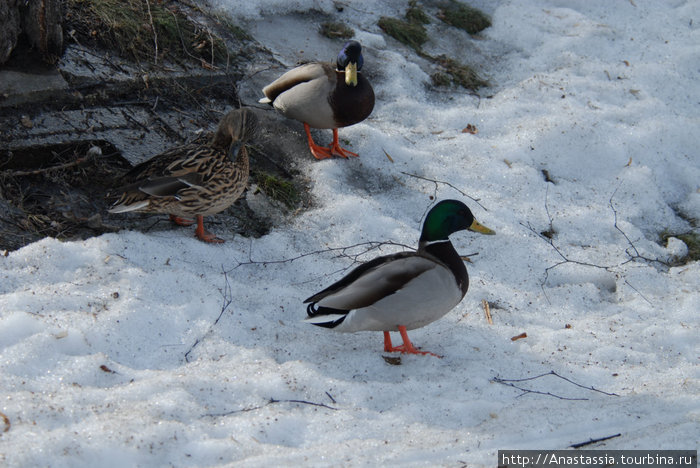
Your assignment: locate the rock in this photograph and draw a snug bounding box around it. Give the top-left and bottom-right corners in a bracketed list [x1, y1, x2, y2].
[0, 69, 69, 108]
[0, 0, 21, 64]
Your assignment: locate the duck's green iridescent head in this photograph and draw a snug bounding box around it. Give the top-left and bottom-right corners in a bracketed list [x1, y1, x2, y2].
[419, 199, 495, 243]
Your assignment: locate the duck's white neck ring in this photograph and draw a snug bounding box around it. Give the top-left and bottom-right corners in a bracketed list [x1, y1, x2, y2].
[419, 239, 451, 247]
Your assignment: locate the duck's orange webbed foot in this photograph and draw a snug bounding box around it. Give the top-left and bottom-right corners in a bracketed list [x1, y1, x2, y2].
[194, 215, 224, 243]
[330, 128, 358, 158]
[383, 327, 442, 358]
[304, 123, 333, 160]
[170, 214, 195, 226]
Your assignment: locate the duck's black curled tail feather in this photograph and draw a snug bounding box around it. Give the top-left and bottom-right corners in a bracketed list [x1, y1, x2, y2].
[305, 302, 348, 329]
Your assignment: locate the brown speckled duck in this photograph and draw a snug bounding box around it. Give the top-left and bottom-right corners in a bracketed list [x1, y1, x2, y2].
[107, 108, 258, 243]
[259, 40, 374, 159]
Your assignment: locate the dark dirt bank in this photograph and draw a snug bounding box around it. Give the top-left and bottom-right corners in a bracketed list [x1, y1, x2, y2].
[1, 0, 314, 252]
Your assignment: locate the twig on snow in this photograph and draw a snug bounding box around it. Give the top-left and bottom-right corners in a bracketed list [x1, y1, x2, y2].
[400, 171, 486, 210]
[523, 182, 667, 305]
[492, 370, 619, 401]
[0, 411, 9, 433]
[482, 299, 493, 324]
[203, 397, 338, 417]
[227, 240, 414, 276]
[610, 184, 669, 268]
[570, 433, 622, 448]
[184, 268, 234, 363]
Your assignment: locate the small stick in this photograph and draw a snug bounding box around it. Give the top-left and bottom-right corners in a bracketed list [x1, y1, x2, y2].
[570, 433, 621, 448]
[203, 397, 337, 417]
[144, 0, 158, 64]
[511, 332, 527, 341]
[382, 148, 394, 162]
[400, 171, 485, 210]
[482, 299, 493, 325]
[493, 370, 620, 400]
[269, 398, 337, 411]
[1, 411, 9, 433]
[3, 157, 86, 177]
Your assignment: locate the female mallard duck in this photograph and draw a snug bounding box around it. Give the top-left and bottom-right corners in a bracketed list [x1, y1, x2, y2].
[304, 200, 495, 356]
[259, 40, 374, 160]
[107, 108, 258, 243]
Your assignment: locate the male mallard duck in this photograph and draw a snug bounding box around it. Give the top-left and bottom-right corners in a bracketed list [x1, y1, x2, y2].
[107, 108, 258, 243]
[304, 200, 495, 356]
[259, 40, 374, 160]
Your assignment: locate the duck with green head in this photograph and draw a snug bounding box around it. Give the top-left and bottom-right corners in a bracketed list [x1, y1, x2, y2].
[259, 40, 375, 160]
[304, 200, 495, 356]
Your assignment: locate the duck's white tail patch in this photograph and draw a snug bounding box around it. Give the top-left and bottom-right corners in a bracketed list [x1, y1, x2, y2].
[303, 314, 346, 325]
[108, 201, 150, 213]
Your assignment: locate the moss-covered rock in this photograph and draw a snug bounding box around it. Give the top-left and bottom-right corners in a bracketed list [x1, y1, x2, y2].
[319, 21, 354, 39]
[378, 16, 428, 52]
[437, 0, 491, 34]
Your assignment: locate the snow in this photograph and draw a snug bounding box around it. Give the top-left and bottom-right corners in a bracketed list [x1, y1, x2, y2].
[2, 1, 699, 466]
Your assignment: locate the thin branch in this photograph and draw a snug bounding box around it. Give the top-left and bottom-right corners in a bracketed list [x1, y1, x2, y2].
[184, 268, 234, 363]
[546, 370, 619, 396]
[400, 171, 486, 210]
[269, 398, 338, 410]
[492, 370, 619, 401]
[492, 377, 588, 401]
[167, 8, 203, 64]
[522, 221, 616, 276]
[120, 109, 150, 133]
[227, 240, 415, 274]
[1, 157, 87, 177]
[524, 183, 668, 306]
[144, 0, 158, 64]
[623, 279, 653, 305]
[203, 397, 338, 417]
[610, 184, 669, 268]
[570, 433, 622, 448]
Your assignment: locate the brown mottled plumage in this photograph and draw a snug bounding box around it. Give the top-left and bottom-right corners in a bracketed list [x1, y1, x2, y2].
[108, 108, 258, 243]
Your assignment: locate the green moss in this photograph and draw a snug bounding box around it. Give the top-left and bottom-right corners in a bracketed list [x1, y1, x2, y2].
[430, 72, 452, 87]
[432, 54, 488, 90]
[253, 171, 300, 209]
[319, 21, 354, 39]
[376, 1, 488, 91]
[678, 233, 700, 262]
[437, 0, 491, 34]
[378, 16, 428, 52]
[661, 230, 700, 265]
[406, 0, 430, 25]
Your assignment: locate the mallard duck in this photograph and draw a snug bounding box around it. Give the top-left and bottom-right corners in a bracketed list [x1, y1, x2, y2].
[304, 200, 495, 356]
[107, 108, 258, 243]
[259, 40, 374, 160]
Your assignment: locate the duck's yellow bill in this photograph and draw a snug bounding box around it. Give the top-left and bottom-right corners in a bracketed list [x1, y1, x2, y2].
[345, 62, 358, 86]
[469, 219, 495, 235]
